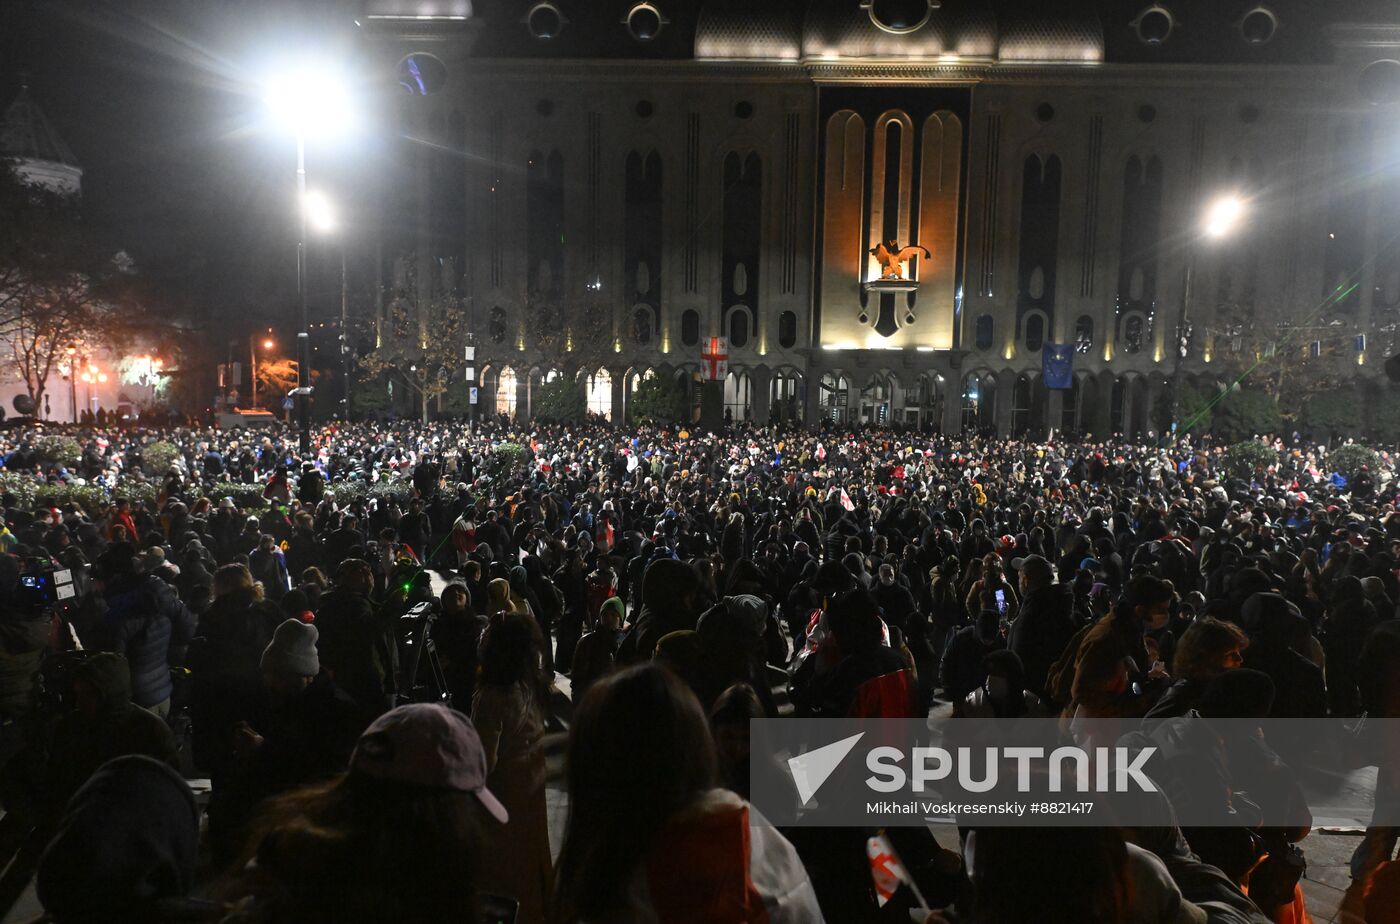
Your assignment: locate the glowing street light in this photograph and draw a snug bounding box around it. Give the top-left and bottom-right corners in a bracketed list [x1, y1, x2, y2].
[263, 65, 356, 140]
[263, 338, 276, 350]
[304, 190, 337, 234]
[263, 60, 354, 456]
[1202, 194, 1247, 239]
[1169, 192, 1253, 436]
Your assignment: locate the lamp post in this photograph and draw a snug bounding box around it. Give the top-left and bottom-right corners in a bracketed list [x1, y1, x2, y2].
[265, 66, 353, 457]
[66, 346, 78, 424]
[252, 335, 274, 407]
[301, 190, 347, 419]
[1168, 193, 1248, 438]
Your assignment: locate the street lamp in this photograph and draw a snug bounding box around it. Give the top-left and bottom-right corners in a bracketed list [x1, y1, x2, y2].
[264, 63, 354, 456]
[302, 190, 352, 419]
[304, 190, 336, 234]
[252, 334, 275, 407]
[1168, 192, 1250, 437]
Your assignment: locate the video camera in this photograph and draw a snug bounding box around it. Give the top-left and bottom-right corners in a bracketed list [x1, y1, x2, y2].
[14, 561, 77, 613]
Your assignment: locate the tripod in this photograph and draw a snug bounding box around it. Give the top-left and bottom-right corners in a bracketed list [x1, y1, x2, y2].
[398, 601, 453, 708]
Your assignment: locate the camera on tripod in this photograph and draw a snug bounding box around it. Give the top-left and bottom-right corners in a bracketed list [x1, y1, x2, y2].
[398, 601, 452, 708]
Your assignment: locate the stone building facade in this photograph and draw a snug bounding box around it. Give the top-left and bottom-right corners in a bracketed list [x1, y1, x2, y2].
[362, 0, 1400, 434]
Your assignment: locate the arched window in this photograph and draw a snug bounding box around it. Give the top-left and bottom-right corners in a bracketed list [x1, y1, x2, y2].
[724, 371, 752, 421]
[1024, 314, 1045, 352]
[586, 368, 612, 419]
[974, 314, 995, 351]
[770, 373, 800, 422]
[728, 308, 750, 348]
[820, 373, 849, 424]
[961, 374, 981, 430]
[632, 308, 652, 346]
[1075, 314, 1094, 354]
[489, 307, 508, 344]
[1124, 316, 1144, 354]
[680, 309, 700, 346]
[778, 311, 797, 349]
[495, 367, 518, 416]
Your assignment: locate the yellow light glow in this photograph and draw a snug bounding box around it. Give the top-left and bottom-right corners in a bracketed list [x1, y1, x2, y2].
[1203, 194, 1247, 239]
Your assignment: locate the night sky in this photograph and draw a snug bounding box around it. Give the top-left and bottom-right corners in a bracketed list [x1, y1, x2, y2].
[0, 0, 381, 365]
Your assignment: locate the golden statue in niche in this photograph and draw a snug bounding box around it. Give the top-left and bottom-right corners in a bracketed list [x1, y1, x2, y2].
[868, 240, 931, 280]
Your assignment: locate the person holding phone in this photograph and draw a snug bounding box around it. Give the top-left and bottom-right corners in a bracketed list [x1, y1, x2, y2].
[963, 553, 1018, 627]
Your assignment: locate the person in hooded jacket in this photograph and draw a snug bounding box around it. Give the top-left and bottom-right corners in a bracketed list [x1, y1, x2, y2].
[617, 558, 701, 664]
[85, 542, 196, 718]
[554, 663, 821, 924]
[1323, 574, 1379, 716]
[1006, 554, 1077, 700]
[940, 602, 1006, 706]
[187, 562, 293, 802]
[36, 755, 221, 924]
[1238, 593, 1326, 721]
[34, 653, 178, 826]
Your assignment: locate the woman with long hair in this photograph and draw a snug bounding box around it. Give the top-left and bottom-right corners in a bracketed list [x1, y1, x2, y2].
[224, 704, 502, 923]
[473, 612, 553, 922]
[554, 663, 821, 923]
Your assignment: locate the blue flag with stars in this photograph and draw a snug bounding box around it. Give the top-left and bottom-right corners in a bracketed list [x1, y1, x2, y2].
[1042, 343, 1074, 389]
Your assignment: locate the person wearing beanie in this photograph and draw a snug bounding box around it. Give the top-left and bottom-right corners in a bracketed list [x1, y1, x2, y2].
[37, 755, 218, 924]
[571, 595, 625, 701]
[206, 619, 364, 865]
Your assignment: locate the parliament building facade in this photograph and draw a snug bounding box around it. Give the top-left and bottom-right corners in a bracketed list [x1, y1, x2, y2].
[361, 0, 1400, 434]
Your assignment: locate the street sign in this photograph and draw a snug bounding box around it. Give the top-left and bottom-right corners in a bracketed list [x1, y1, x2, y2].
[465, 366, 475, 381]
[469, 386, 479, 405]
[464, 346, 476, 362]
[282, 397, 294, 411]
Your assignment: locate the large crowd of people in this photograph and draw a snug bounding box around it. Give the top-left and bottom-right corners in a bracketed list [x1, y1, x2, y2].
[1, 416, 1399, 922]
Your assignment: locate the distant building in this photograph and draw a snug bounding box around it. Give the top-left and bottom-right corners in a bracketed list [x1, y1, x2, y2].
[1, 78, 148, 422]
[361, 1, 1400, 433]
[0, 75, 82, 197]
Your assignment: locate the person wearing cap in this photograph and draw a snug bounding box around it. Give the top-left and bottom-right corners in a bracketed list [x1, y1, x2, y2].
[1006, 553, 1077, 701]
[224, 703, 505, 923]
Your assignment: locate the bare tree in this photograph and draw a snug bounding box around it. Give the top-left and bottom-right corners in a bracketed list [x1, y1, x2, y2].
[0, 163, 138, 412]
[358, 263, 468, 423]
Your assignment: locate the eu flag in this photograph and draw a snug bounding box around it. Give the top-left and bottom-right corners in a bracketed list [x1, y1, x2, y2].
[1043, 343, 1074, 389]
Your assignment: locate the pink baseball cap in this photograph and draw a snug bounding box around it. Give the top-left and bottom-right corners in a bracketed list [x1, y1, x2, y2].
[350, 703, 508, 824]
